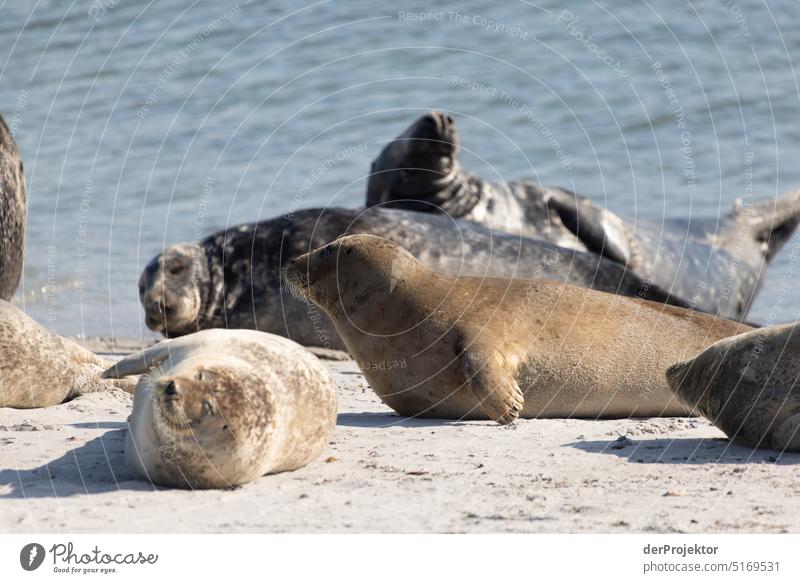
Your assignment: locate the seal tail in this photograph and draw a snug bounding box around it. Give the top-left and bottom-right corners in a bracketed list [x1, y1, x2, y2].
[733, 188, 800, 262]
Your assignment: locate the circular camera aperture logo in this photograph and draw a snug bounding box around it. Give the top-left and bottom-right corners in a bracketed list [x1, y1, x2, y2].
[20, 543, 46, 571]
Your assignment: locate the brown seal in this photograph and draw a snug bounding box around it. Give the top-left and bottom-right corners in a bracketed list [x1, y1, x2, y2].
[285, 234, 751, 424]
[103, 329, 337, 489]
[666, 322, 800, 452]
[0, 300, 134, 408]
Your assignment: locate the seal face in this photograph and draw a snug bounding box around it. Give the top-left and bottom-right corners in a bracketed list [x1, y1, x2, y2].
[666, 322, 800, 453]
[284, 234, 751, 424]
[0, 300, 134, 408]
[103, 329, 337, 489]
[0, 113, 27, 300]
[366, 111, 800, 319]
[140, 207, 689, 349]
[138, 243, 209, 337]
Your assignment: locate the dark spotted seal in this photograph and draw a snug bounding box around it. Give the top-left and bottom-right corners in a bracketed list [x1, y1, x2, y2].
[366, 111, 800, 319]
[0, 113, 26, 300]
[0, 300, 135, 408]
[284, 235, 751, 423]
[103, 329, 337, 489]
[666, 322, 800, 453]
[139, 207, 689, 349]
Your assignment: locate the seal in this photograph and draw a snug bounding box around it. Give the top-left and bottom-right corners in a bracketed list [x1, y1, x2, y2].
[0, 113, 27, 300]
[102, 329, 337, 489]
[139, 206, 689, 350]
[0, 300, 135, 408]
[666, 322, 800, 452]
[366, 111, 800, 319]
[283, 234, 752, 424]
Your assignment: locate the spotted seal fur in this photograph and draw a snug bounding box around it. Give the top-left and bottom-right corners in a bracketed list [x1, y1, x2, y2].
[366, 111, 800, 319]
[0, 300, 134, 408]
[103, 329, 337, 488]
[0, 113, 26, 300]
[667, 321, 800, 452]
[139, 207, 690, 349]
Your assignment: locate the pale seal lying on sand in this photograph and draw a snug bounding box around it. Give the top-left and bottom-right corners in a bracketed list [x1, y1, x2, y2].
[366, 111, 800, 319]
[103, 329, 337, 489]
[139, 207, 689, 350]
[666, 322, 800, 453]
[284, 235, 751, 424]
[0, 113, 27, 300]
[0, 300, 134, 408]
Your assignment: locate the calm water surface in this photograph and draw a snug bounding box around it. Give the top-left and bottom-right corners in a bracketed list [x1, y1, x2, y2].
[2, 0, 800, 338]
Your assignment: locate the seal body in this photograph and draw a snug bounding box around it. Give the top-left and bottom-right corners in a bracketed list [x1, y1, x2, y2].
[666, 322, 800, 452]
[103, 329, 337, 489]
[0, 300, 134, 408]
[0, 114, 26, 300]
[139, 207, 689, 350]
[366, 111, 800, 319]
[284, 235, 751, 423]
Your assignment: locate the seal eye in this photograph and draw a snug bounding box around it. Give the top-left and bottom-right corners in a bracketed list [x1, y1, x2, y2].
[320, 246, 333, 258]
[169, 263, 185, 275]
[195, 369, 212, 382]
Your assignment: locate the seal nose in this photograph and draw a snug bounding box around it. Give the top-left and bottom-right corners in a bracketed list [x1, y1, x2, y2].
[162, 380, 180, 398]
[147, 294, 174, 318]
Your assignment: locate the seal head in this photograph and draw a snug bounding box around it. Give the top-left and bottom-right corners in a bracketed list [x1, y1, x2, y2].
[284, 234, 419, 332]
[145, 362, 272, 488]
[139, 243, 210, 337]
[666, 323, 800, 452]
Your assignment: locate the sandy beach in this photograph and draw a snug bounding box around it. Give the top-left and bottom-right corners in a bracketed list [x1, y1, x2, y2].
[1, 339, 799, 534]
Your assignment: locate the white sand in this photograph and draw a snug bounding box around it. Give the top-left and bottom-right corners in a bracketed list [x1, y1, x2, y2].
[1, 342, 799, 533]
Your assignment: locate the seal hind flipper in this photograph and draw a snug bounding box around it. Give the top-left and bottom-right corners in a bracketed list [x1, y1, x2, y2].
[102, 343, 173, 379]
[733, 188, 800, 261]
[546, 189, 632, 266]
[460, 343, 523, 425]
[771, 413, 800, 453]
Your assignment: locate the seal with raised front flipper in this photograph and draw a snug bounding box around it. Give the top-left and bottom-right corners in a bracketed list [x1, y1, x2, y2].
[138, 206, 689, 350]
[0, 300, 135, 408]
[366, 111, 800, 319]
[284, 234, 752, 424]
[0, 113, 27, 300]
[102, 329, 337, 489]
[666, 322, 800, 453]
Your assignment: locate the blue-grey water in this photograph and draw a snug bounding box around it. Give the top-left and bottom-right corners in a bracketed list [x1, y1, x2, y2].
[2, 0, 800, 339]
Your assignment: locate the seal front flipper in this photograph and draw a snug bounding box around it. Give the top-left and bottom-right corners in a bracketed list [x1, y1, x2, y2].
[460, 342, 523, 425]
[772, 413, 800, 453]
[102, 342, 174, 379]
